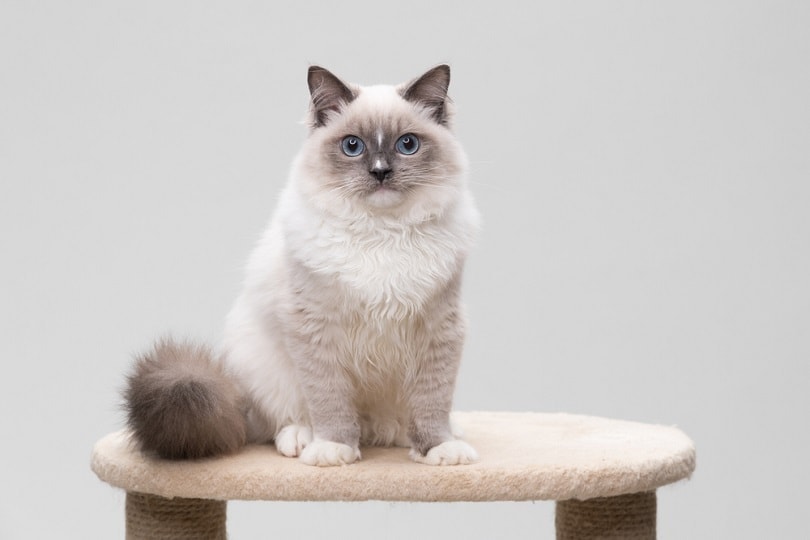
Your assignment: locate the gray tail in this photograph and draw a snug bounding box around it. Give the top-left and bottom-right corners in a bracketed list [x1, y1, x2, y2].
[124, 338, 247, 459]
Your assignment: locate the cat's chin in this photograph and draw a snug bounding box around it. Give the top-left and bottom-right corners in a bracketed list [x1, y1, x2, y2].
[363, 186, 406, 209]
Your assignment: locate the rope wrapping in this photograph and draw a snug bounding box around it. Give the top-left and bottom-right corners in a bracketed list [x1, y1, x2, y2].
[126, 492, 227, 540]
[555, 491, 656, 540]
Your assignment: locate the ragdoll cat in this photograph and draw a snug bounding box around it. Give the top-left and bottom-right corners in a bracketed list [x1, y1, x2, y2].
[125, 64, 480, 467]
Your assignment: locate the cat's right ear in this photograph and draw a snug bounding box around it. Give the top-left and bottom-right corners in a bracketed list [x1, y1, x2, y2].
[307, 66, 355, 128]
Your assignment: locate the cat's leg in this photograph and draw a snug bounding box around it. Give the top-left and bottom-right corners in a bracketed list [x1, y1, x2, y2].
[279, 266, 360, 466]
[297, 366, 362, 466]
[292, 360, 361, 465]
[407, 391, 479, 466]
[406, 290, 478, 466]
[295, 359, 362, 465]
[284, 312, 362, 466]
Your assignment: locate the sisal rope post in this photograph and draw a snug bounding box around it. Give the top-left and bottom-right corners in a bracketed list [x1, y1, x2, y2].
[555, 491, 656, 540]
[126, 491, 227, 540]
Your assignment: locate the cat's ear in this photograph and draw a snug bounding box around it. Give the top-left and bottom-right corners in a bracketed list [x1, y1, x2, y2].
[401, 65, 451, 125]
[307, 66, 355, 128]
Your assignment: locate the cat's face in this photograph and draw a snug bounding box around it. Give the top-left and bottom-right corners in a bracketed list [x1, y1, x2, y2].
[295, 66, 467, 222]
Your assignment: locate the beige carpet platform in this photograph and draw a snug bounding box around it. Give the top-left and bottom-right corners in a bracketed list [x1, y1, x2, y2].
[91, 411, 696, 539]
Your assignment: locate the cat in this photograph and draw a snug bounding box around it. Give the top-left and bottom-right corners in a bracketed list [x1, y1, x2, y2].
[125, 64, 481, 467]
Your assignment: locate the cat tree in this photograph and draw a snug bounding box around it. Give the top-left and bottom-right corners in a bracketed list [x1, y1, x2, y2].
[91, 411, 695, 539]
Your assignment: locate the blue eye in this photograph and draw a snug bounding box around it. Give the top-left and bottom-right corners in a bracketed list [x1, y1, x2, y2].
[341, 136, 365, 157]
[395, 134, 420, 155]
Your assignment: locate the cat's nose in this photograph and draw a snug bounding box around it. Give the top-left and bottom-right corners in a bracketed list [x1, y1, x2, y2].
[370, 164, 393, 183]
[370, 168, 392, 182]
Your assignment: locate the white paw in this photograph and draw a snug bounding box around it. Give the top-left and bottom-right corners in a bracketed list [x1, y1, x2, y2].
[409, 440, 479, 466]
[299, 438, 361, 467]
[275, 424, 313, 457]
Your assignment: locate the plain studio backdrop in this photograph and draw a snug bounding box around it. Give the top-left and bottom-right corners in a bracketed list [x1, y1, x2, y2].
[1, 2, 808, 538]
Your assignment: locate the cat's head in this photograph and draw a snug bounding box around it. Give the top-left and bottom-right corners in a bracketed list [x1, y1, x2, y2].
[293, 65, 469, 222]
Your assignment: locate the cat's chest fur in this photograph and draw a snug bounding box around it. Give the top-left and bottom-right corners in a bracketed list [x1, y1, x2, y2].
[280, 187, 474, 318]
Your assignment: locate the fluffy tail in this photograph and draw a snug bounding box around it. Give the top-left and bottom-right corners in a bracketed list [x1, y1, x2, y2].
[124, 338, 247, 459]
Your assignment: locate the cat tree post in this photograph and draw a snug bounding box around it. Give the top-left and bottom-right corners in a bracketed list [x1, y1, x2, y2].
[125, 492, 226, 540]
[92, 412, 695, 539]
[556, 491, 656, 539]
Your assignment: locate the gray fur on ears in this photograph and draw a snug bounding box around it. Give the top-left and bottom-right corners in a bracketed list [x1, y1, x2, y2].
[401, 65, 451, 125]
[307, 66, 355, 128]
[307, 65, 453, 128]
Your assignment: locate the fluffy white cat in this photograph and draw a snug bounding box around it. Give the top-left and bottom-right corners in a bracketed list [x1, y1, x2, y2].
[125, 65, 480, 467]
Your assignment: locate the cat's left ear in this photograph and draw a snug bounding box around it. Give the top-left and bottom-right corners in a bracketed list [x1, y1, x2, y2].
[402, 65, 451, 125]
[308, 66, 355, 128]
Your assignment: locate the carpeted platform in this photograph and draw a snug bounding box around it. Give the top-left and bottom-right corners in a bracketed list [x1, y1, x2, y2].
[92, 411, 695, 502]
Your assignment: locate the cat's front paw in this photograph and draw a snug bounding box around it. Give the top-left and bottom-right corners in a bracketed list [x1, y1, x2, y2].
[275, 424, 313, 457]
[299, 438, 361, 466]
[409, 440, 479, 466]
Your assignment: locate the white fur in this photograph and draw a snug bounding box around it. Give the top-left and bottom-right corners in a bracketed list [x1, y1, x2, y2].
[300, 439, 361, 466]
[281, 184, 476, 319]
[221, 80, 479, 465]
[409, 440, 479, 466]
[274, 424, 312, 457]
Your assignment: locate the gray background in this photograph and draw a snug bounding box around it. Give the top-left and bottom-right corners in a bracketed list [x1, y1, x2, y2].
[2, 1, 808, 538]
